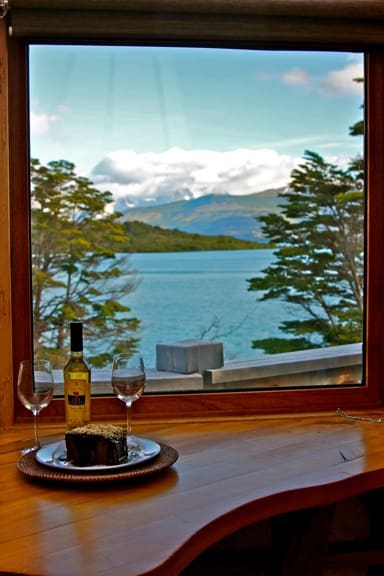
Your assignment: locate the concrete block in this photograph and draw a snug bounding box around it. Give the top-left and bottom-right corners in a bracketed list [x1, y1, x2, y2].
[156, 339, 224, 374]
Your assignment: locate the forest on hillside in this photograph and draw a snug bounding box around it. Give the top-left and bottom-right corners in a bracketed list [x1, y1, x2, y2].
[121, 220, 267, 252]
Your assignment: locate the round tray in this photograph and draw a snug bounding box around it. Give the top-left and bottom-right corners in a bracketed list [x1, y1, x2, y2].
[17, 442, 178, 484]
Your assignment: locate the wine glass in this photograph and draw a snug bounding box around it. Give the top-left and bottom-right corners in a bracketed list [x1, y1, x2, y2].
[17, 359, 54, 454]
[111, 353, 146, 459]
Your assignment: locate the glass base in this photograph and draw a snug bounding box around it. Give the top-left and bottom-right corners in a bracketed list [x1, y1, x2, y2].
[20, 444, 40, 455]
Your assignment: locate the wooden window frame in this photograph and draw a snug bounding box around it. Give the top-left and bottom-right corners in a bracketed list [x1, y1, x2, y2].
[2, 1, 384, 425]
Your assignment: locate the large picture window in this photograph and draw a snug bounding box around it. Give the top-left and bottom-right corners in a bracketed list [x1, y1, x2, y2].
[29, 45, 365, 394]
[4, 0, 384, 422]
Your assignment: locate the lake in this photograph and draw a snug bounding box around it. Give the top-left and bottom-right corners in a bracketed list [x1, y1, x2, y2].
[121, 249, 301, 368]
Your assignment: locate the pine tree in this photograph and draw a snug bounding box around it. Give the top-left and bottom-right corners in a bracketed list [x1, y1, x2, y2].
[248, 150, 364, 353]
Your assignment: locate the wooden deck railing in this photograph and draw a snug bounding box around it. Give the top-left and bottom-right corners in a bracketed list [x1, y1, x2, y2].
[52, 343, 362, 395]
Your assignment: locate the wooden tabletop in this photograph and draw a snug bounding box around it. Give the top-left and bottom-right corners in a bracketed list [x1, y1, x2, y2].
[2, 412, 384, 576]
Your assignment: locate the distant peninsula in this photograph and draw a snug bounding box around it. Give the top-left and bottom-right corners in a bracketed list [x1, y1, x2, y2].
[122, 220, 269, 252]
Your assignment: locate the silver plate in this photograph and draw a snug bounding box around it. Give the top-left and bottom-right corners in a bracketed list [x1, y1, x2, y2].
[36, 437, 161, 472]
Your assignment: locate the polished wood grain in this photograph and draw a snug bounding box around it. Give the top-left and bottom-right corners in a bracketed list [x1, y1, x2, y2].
[2, 413, 384, 575]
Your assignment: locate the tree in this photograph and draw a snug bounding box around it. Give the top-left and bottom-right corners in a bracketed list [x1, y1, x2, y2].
[247, 150, 364, 353]
[31, 159, 140, 368]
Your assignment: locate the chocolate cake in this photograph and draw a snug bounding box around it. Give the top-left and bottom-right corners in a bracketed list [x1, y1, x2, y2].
[65, 423, 127, 466]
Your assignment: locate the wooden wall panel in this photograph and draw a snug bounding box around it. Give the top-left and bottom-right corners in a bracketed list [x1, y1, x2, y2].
[0, 19, 13, 428]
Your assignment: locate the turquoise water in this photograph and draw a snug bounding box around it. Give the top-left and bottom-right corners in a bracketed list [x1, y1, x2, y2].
[120, 249, 302, 368]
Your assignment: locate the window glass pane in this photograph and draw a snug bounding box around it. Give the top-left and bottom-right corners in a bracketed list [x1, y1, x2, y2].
[29, 46, 364, 393]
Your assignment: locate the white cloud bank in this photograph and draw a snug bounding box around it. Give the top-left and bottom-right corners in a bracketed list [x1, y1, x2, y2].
[91, 147, 302, 204]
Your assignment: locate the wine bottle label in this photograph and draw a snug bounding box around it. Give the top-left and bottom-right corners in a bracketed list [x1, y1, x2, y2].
[64, 372, 91, 428]
[68, 393, 86, 406]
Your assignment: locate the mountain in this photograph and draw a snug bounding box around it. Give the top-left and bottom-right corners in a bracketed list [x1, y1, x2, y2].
[118, 188, 285, 242]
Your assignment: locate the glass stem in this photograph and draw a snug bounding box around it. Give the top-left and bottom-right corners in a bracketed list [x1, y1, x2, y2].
[126, 401, 132, 446]
[33, 410, 41, 449]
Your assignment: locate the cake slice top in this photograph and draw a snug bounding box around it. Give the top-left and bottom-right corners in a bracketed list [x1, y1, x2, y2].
[68, 423, 125, 439]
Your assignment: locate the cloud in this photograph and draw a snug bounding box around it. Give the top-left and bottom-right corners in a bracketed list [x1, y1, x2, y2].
[30, 111, 59, 135]
[282, 67, 311, 86]
[30, 105, 70, 135]
[320, 61, 364, 95]
[278, 58, 364, 96]
[91, 147, 302, 204]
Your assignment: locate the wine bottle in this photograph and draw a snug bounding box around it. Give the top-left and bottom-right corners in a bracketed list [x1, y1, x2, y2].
[63, 322, 91, 429]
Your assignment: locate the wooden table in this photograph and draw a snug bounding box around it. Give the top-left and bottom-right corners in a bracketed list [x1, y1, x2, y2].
[2, 412, 384, 576]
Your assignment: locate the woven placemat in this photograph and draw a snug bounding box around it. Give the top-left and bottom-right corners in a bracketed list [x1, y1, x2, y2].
[17, 442, 178, 484]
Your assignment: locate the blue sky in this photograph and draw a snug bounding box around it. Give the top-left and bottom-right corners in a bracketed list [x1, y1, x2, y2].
[29, 45, 364, 205]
